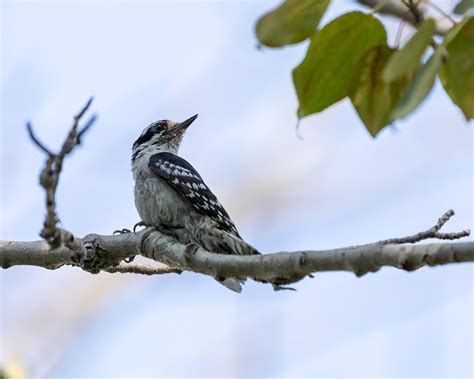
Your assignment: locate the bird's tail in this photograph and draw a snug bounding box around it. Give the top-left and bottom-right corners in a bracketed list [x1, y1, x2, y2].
[215, 277, 244, 293]
[214, 229, 261, 256]
[214, 231, 267, 293]
[171, 226, 260, 293]
[206, 230, 261, 293]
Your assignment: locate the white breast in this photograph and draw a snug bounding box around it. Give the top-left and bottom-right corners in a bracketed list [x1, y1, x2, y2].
[134, 176, 186, 225]
[132, 149, 199, 227]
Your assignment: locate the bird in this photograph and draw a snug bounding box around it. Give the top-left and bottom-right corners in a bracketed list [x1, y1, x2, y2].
[131, 114, 260, 293]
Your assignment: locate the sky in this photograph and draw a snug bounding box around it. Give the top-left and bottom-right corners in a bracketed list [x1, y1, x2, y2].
[1, 0, 473, 378]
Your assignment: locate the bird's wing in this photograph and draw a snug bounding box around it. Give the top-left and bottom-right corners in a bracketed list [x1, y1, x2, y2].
[148, 152, 240, 237]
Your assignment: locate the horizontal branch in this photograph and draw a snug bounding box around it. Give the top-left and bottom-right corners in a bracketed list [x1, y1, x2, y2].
[0, 231, 181, 276]
[1, 230, 473, 285]
[141, 232, 474, 282]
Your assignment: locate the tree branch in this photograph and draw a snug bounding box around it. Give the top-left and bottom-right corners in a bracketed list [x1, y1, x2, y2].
[0, 231, 181, 276]
[27, 98, 97, 248]
[356, 0, 453, 36]
[2, 101, 472, 291]
[376, 209, 470, 244]
[1, 230, 473, 285]
[1, 209, 472, 288]
[104, 262, 183, 276]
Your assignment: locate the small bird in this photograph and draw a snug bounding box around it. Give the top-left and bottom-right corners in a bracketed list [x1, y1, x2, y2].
[131, 115, 260, 293]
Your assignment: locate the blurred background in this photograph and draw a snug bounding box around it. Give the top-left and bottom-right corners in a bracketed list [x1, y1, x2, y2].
[1, 0, 472, 377]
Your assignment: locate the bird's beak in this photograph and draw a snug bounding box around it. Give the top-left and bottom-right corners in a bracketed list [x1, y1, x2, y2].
[173, 114, 198, 134]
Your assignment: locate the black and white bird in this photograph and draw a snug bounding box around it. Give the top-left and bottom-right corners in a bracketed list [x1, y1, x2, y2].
[131, 115, 260, 293]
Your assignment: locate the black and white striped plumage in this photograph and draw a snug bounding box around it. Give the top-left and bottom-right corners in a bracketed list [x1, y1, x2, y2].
[149, 152, 240, 237]
[131, 115, 259, 293]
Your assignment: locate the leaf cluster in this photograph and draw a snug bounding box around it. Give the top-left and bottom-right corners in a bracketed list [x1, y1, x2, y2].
[256, 0, 473, 136]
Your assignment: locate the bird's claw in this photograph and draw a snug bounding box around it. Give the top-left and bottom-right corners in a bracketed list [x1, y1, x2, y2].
[184, 243, 200, 260]
[132, 221, 181, 235]
[113, 228, 132, 235]
[272, 284, 297, 292]
[114, 222, 154, 235]
[112, 229, 137, 263]
[152, 223, 181, 235]
[154, 224, 171, 235]
[133, 221, 151, 233]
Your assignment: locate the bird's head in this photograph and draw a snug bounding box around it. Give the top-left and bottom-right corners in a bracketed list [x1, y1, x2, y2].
[132, 114, 198, 161]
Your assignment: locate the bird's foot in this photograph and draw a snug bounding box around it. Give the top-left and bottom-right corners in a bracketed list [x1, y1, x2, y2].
[184, 243, 200, 260]
[133, 221, 152, 233]
[152, 223, 182, 236]
[114, 221, 156, 235]
[113, 228, 132, 235]
[272, 284, 297, 292]
[112, 229, 137, 263]
[133, 221, 182, 237]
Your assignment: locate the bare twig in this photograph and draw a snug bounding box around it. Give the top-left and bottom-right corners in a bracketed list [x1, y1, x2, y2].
[26, 122, 55, 156]
[369, 0, 390, 14]
[27, 98, 97, 248]
[377, 209, 471, 245]
[104, 262, 182, 275]
[56, 97, 95, 163]
[426, 1, 456, 25]
[394, 18, 407, 48]
[399, 0, 441, 48]
[77, 114, 97, 144]
[402, 0, 423, 25]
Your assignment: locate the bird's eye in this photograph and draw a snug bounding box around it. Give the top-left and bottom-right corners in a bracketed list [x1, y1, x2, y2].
[133, 121, 167, 147]
[152, 122, 167, 133]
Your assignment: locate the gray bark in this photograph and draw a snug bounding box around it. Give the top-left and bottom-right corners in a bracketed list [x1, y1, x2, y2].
[1, 231, 473, 285]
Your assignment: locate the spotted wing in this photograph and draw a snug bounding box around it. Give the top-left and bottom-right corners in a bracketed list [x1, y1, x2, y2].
[148, 152, 240, 236]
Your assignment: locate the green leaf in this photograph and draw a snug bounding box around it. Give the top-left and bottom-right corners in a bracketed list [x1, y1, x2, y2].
[255, 0, 331, 48]
[443, 16, 471, 45]
[439, 17, 474, 120]
[382, 19, 435, 82]
[454, 0, 474, 14]
[390, 47, 444, 120]
[292, 12, 387, 118]
[349, 45, 412, 136]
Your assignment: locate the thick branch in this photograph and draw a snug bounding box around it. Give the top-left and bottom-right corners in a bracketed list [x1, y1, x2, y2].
[1, 230, 473, 285]
[356, 0, 452, 36]
[0, 231, 180, 276]
[144, 236, 474, 281]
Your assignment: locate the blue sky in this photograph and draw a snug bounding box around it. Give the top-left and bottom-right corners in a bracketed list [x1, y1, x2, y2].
[1, 1, 472, 377]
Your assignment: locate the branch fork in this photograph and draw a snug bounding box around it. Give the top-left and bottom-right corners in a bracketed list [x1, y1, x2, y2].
[377, 209, 470, 245]
[27, 98, 97, 248]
